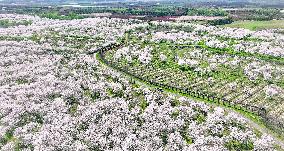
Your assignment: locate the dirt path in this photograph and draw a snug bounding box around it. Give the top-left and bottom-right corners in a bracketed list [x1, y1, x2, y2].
[235, 111, 284, 150]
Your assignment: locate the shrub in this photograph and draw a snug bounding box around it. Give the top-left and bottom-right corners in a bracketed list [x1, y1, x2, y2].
[225, 140, 254, 150]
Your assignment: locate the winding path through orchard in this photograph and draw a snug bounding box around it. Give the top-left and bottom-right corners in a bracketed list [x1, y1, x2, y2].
[91, 42, 284, 150]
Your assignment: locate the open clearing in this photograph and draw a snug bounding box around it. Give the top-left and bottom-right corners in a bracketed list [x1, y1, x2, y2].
[224, 20, 284, 30]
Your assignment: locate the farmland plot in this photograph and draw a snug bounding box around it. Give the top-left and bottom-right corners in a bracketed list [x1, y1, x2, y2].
[0, 14, 281, 150]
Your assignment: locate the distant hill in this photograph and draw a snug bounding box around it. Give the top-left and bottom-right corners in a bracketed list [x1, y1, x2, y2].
[0, 0, 283, 5]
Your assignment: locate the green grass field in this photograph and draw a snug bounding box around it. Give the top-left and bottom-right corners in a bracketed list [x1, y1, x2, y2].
[224, 20, 284, 30]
